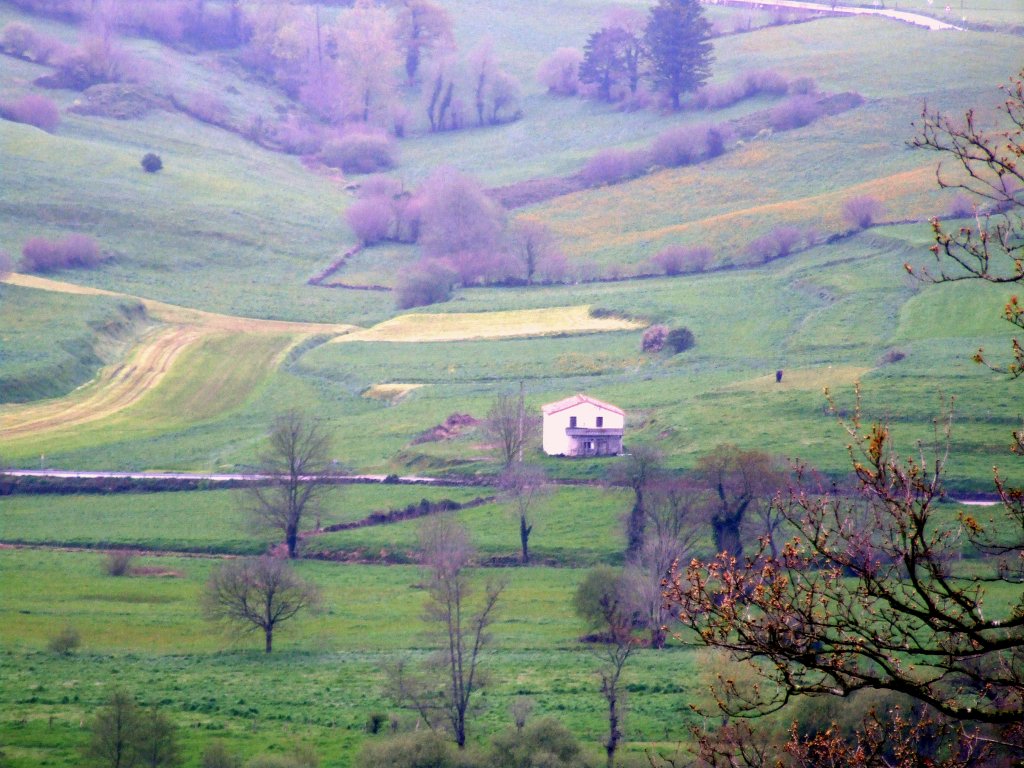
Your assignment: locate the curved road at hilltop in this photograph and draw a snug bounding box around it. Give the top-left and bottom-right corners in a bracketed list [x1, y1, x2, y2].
[715, 0, 962, 30]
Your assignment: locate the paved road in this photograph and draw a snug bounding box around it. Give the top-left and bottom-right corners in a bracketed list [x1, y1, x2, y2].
[714, 0, 962, 30]
[1, 469, 461, 485]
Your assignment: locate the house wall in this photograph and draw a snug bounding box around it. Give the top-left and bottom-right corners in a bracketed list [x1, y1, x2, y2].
[542, 402, 625, 455]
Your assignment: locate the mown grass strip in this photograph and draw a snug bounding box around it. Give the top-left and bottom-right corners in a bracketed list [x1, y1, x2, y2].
[334, 306, 645, 344]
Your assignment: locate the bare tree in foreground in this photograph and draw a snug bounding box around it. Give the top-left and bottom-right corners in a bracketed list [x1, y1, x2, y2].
[667, 394, 1024, 762]
[203, 556, 320, 653]
[246, 410, 335, 558]
[389, 519, 504, 747]
[908, 67, 1024, 377]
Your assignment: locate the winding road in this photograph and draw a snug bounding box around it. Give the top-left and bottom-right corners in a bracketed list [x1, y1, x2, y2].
[714, 0, 962, 30]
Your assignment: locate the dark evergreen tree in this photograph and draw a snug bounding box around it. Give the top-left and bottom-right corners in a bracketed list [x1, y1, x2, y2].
[644, 0, 713, 110]
[578, 27, 629, 102]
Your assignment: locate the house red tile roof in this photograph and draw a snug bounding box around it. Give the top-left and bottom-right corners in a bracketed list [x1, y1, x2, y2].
[541, 393, 624, 416]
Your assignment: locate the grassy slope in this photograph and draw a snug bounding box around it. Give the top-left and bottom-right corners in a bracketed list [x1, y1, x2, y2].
[0, 284, 147, 403]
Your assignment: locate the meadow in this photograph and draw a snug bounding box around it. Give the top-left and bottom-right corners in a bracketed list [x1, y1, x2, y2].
[2, 0, 1024, 765]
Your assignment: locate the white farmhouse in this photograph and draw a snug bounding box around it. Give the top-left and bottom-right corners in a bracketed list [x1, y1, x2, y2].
[541, 394, 624, 457]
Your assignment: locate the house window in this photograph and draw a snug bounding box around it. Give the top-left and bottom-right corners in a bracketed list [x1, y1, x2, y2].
[596, 416, 604, 428]
[569, 416, 577, 428]
[583, 441, 593, 451]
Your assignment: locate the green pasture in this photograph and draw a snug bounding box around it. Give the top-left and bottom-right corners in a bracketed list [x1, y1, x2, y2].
[0, 484, 488, 554]
[310, 485, 633, 565]
[0, 548, 706, 767]
[4, 226, 1021, 490]
[0, 284, 147, 403]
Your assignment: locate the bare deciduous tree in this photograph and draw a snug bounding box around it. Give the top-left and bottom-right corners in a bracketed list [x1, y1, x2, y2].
[246, 410, 335, 559]
[135, 708, 181, 768]
[623, 479, 701, 648]
[695, 444, 785, 561]
[392, 0, 454, 83]
[610, 444, 665, 560]
[202, 556, 320, 654]
[506, 220, 565, 284]
[498, 462, 547, 564]
[573, 567, 637, 768]
[485, 388, 539, 469]
[389, 519, 503, 748]
[907, 68, 1024, 377]
[83, 690, 140, 768]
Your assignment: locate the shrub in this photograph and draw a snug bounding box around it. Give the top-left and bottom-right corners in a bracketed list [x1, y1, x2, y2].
[358, 175, 404, 199]
[842, 194, 884, 230]
[395, 259, 457, 309]
[0, 93, 60, 132]
[787, 76, 817, 95]
[355, 731, 459, 768]
[346, 198, 394, 245]
[183, 92, 230, 127]
[651, 125, 711, 167]
[768, 95, 821, 131]
[20, 234, 101, 273]
[537, 47, 583, 96]
[743, 68, 789, 96]
[642, 324, 668, 352]
[666, 327, 695, 353]
[47, 625, 81, 654]
[948, 193, 975, 218]
[1, 21, 63, 63]
[417, 168, 504, 257]
[747, 225, 804, 263]
[120, 1, 188, 44]
[141, 152, 163, 173]
[651, 244, 713, 275]
[48, 36, 133, 90]
[272, 116, 324, 156]
[879, 348, 906, 365]
[104, 549, 135, 576]
[320, 132, 397, 175]
[489, 718, 585, 768]
[202, 741, 243, 768]
[580, 148, 648, 186]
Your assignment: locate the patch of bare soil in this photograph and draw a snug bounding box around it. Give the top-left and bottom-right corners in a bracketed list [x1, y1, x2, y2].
[412, 413, 480, 444]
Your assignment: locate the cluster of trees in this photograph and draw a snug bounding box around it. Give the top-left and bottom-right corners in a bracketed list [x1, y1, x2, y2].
[538, 0, 713, 110]
[343, 169, 566, 308]
[241, 0, 521, 136]
[2, 0, 523, 163]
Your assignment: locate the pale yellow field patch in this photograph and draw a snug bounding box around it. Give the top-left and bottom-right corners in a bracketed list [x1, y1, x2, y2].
[334, 306, 645, 343]
[362, 383, 425, 402]
[721, 365, 872, 393]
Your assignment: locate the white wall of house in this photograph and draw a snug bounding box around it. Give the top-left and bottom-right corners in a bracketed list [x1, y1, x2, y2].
[542, 399, 625, 456]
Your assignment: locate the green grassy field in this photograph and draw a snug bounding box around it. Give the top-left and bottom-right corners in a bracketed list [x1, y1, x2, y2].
[0, 284, 148, 403]
[0, 484, 489, 554]
[2, 0, 1024, 765]
[0, 549, 709, 767]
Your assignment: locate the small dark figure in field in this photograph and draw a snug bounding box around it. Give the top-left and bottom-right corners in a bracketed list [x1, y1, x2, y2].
[776, 369, 783, 383]
[141, 152, 163, 173]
